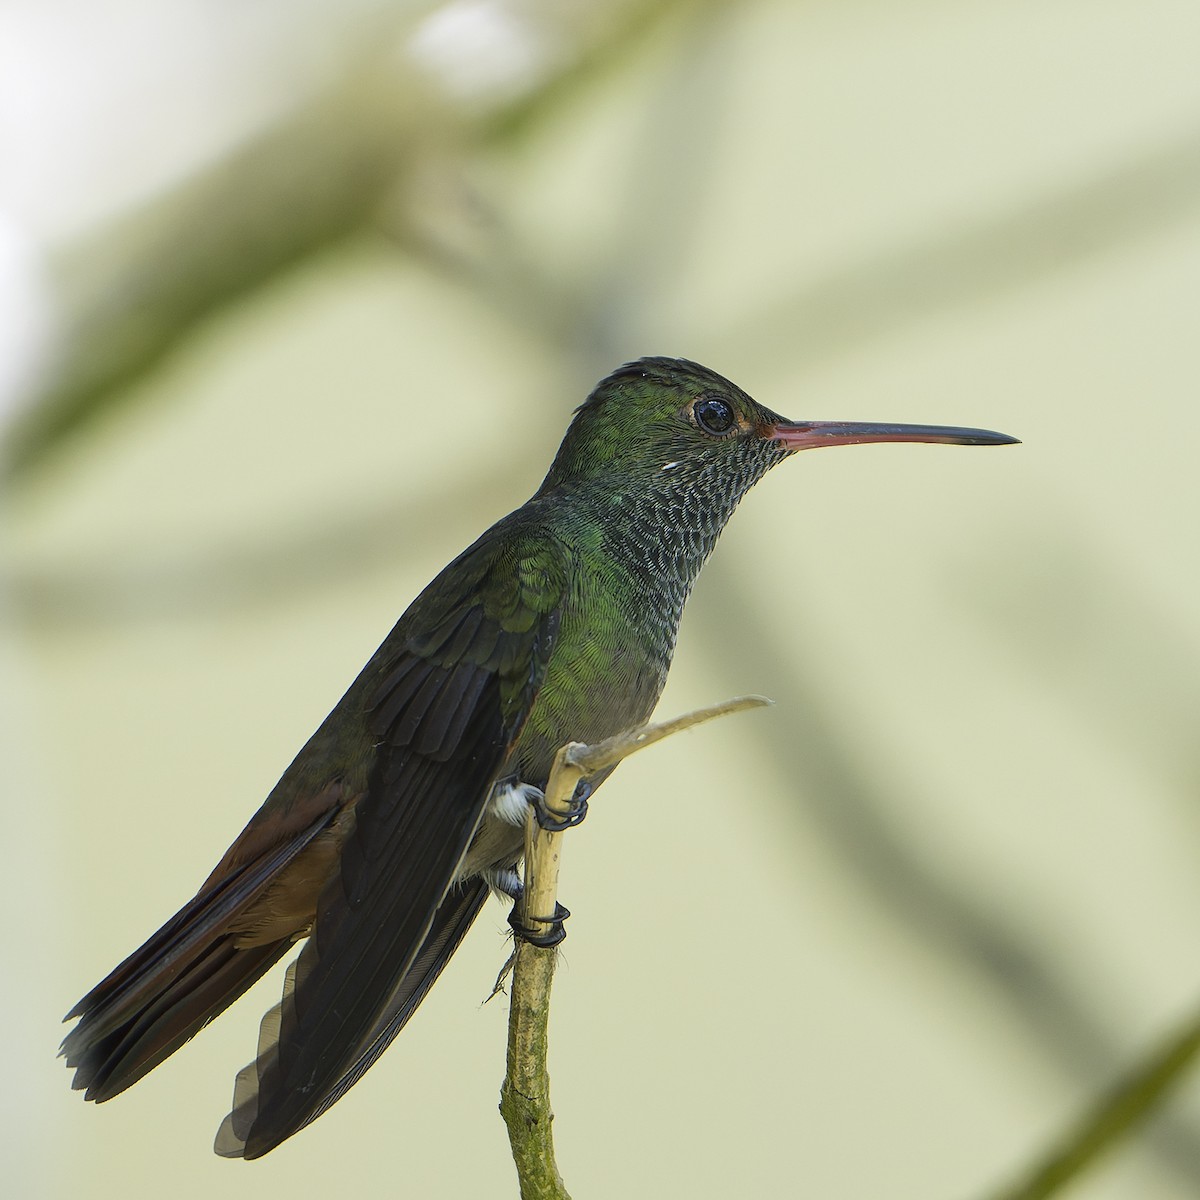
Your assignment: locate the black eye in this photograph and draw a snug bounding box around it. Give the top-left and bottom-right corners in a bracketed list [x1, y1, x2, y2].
[694, 397, 735, 435]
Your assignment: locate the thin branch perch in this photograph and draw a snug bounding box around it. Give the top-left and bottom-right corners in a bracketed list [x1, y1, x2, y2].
[498, 695, 770, 1198]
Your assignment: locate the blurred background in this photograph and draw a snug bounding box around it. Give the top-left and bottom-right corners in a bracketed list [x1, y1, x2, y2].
[3, 1, 1200, 1197]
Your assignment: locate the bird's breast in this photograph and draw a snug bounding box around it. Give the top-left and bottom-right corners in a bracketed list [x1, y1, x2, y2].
[510, 560, 681, 786]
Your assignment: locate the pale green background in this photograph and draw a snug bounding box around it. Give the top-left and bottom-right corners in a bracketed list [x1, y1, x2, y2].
[4, 2, 1200, 1197]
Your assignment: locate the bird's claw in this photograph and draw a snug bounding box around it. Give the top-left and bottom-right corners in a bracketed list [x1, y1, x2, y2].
[533, 779, 591, 832]
[508, 901, 571, 948]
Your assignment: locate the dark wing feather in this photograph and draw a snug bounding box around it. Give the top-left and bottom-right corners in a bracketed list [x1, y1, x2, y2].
[215, 879, 489, 1157]
[314, 879, 492, 1112]
[217, 526, 569, 1159]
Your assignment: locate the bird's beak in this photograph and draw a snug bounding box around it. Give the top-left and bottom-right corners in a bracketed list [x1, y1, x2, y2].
[762, 419, 1020, 450]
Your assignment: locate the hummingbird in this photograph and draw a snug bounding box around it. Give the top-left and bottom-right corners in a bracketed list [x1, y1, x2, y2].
[62, 357, 1017, 1159]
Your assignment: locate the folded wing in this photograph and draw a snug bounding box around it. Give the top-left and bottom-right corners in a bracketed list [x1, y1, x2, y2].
[217, 525, 568, 1159]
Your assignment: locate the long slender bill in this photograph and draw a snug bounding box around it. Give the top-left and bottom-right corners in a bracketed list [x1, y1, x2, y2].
[764, 420, 1020, 449]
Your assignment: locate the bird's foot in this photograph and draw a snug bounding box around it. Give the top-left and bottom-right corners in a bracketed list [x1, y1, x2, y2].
[490, 872, 572, 947]
[532, 779, 592, 832]
[508, 900, 571, 948]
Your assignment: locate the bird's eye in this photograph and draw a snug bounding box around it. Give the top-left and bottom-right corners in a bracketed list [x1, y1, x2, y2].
[694, 397, 735, 435]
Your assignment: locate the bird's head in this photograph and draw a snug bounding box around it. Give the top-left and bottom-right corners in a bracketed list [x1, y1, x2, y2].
[536, 356, 1017, 504]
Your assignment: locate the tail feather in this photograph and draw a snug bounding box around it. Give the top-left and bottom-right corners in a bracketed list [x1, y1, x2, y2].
[68, 938, 290, 1102]
[65, 821, 327, 1039]
[63, 809, 336, 1102]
